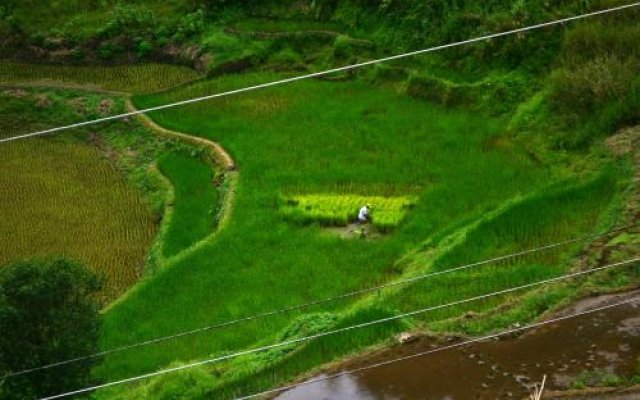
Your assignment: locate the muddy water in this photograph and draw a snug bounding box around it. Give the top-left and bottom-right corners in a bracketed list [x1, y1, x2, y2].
[276, 291, 640, 400]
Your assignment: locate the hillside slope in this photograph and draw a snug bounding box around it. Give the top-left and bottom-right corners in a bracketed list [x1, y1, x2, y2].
[1, 1, 639, 399]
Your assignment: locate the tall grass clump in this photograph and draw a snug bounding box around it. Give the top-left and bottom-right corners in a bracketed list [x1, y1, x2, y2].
[549, 56, 640, 149]
[546, 7, 640, 148]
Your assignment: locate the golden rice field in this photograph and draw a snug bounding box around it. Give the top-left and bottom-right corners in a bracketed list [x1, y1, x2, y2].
[0, 62, 202, 94]
[0, 139, 157, 302]
[281, 194, 418, 231]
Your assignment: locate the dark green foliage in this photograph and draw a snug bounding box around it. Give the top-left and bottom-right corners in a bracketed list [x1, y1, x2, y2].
[136, 40, 154, 59]
[544, 6, 640, 149]
[0, 259, 101, 400]
[98, 42, 124, 60]
[407, 74, 471, 107]
[97, 5, 159, 39]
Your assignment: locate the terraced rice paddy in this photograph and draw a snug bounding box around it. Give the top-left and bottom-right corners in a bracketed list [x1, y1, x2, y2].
[0, 87, 162, 302]
[0, 61, 630, 399]
[157, 151, 220, 258]
[0, 0, 638, 397]
[0, 138, 156, 302]
[90, 71, 626, 399]
[0, 63, 202, 94]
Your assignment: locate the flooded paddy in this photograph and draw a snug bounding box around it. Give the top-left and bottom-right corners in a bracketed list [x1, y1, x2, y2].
[277, 290, 640, 399]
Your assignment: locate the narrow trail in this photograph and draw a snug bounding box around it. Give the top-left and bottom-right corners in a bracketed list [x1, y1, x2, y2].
[125, 99, 236, 172]
[106, 93, 239, 311]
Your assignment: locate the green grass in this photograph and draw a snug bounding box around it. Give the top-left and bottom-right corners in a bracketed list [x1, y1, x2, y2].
[96, 72, 560, 383]
[96, 170, 624, 399]
[191, 170, 622, 400]
[389, 172, 619, 319]
[157, 151, 219, 258]
[0, 89, 157, 302]
[0, 63, 202, 94]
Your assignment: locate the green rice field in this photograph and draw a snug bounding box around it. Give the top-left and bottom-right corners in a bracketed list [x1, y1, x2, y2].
[281, 193, 418, 231]
[1, 4, 637, 393]
[157, 151, 220, 258]
[88, 71, 624, 397]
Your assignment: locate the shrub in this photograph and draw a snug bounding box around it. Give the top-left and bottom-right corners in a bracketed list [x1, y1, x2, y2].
[549, 55, 640, 148]
[98, 5, 157, 39]
[0, 258, 101, 400]
[70, 47, 85, 61]
[562, 21, 640, 67]
[98, 42, 123, 60]
[551, 56, 636, 114]
[136, 39, 154, 59]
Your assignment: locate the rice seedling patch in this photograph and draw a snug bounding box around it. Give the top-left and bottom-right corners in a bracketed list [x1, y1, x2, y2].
[281, 194, 417, 232]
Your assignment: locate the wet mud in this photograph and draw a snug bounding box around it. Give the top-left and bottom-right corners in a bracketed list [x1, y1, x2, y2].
[276, 290, 640, 399]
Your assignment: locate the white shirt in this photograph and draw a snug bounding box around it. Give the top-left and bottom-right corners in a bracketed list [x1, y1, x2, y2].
[358, 206, 369, 221]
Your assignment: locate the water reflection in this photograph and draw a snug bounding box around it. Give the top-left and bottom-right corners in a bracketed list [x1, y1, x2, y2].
[276, 374, 378, 400]
[276, 295, 640, 400]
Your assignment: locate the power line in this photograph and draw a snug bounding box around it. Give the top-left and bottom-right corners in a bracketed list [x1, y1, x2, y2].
[235, 296, 640, 400]
[2, 1, 640, 144]
[39, 257, 640, 399]
[8, 226, 629, 378]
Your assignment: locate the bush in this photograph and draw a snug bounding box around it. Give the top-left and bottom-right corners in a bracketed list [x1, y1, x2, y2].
[136, 39, 154, 59]
[548, 55, 640, 148]
[562, 21, 640, 68]
[97, 5, 157, 39]
[551, 56, 636, 114]
[98, 42, 123, 60]
[0, 258, 101, 400]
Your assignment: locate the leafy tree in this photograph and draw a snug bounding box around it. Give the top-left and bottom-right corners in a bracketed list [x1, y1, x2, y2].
[0, 259, 101, 400]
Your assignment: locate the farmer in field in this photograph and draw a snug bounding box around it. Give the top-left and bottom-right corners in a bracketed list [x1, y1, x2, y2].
[357, 204, 371, 224]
